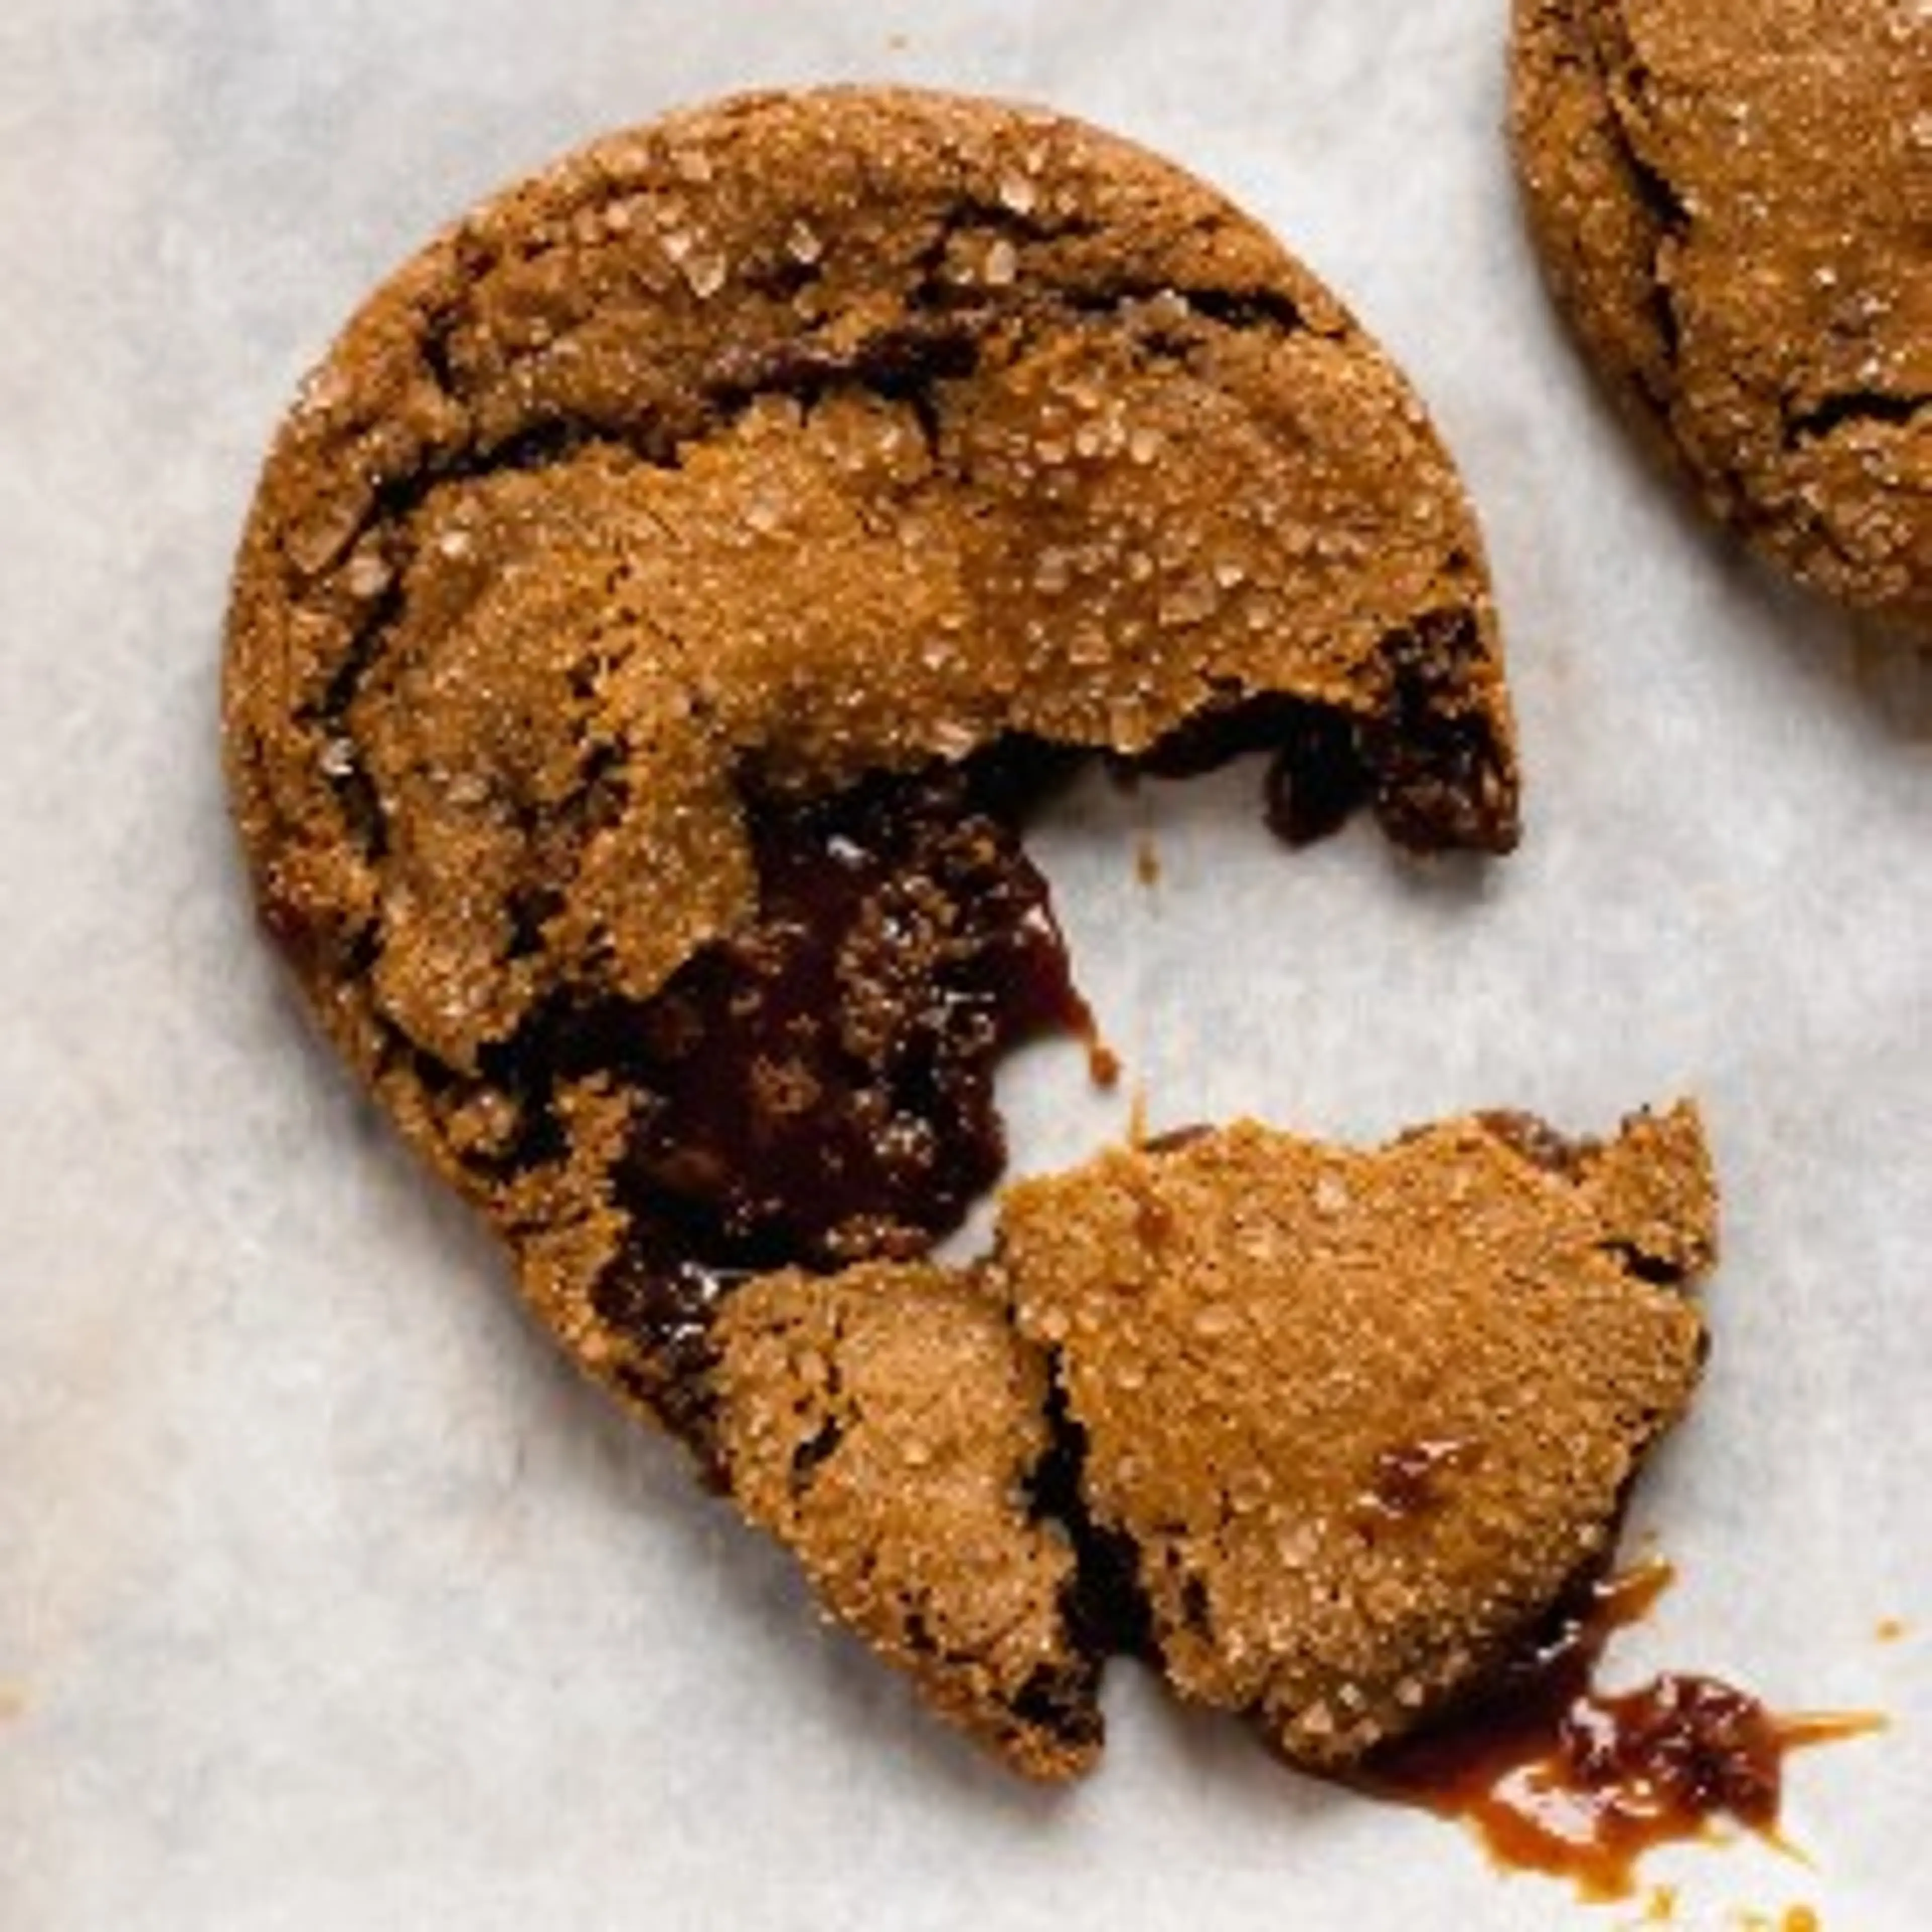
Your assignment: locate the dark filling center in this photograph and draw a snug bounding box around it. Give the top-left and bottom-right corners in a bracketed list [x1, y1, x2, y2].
[626, 748, 1091, 1272]
[583, 745, 1088, 1452]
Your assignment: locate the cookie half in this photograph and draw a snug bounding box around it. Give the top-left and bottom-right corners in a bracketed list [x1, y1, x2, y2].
[1512, 0, 1932, 620]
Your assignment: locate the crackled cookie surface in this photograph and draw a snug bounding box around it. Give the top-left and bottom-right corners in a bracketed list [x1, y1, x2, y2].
[226, 86, 1518, 1418]
[1512, 0, 1932, 619]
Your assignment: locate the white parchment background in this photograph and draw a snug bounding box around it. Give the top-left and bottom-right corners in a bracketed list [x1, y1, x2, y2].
[2, 3, 1927, 1926]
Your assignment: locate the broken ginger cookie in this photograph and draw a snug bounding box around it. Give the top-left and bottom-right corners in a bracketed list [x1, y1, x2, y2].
[220, 86, 1721, 1791]
[990, 1104, 1716, 1770]
[698, 1104, 1715, 1778]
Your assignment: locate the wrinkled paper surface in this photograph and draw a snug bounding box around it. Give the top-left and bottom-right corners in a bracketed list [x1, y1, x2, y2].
[3, 2, 1927, 1925]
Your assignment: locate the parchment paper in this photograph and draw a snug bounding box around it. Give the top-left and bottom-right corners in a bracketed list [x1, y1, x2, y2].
[3, 3, 1927, 1926]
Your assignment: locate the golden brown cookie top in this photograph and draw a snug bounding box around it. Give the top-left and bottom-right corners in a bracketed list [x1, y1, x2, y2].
[226, 86, 1514, 1109]
[1513, 0, 1932, 620]
[991, 1104, 1716, 1767]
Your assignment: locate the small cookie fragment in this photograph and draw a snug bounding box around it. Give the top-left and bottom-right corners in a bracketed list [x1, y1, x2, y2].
[710, 1261, 1100, 1780]
[1511, 0, 1932, 620]
[991, 1105, 1717, 1768]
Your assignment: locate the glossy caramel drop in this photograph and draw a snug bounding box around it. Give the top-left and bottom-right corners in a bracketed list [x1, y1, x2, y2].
[1362, 1562, 1883, 1900]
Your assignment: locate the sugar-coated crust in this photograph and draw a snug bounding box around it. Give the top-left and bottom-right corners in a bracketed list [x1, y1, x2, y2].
[1512, 0, 1932, 621]
[991, 1103, 1717, 1768]
[712, 1262, 1099, 1780]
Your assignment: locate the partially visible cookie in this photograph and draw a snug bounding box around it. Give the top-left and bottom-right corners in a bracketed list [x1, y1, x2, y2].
[991, 1104, 1716, 1769]
[1512, 0, 1932, 621]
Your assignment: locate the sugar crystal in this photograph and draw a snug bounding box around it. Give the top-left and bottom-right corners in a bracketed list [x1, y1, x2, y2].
[997, 172, 1039, 216]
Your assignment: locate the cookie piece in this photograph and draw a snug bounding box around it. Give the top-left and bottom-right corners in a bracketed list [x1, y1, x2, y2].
[224, 88, 1520, 1440]
[708, 1261, 1100, 1780]
[991, 1104, 1717, 1768]
[1512, 0, 1932, 620]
